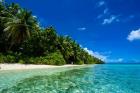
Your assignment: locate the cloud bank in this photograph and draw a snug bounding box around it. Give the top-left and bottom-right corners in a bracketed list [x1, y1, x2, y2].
[98, 1, 105, 7]
[102, 16, 118, 25]
[127, 28, 140, 41]
[84, 48, 124, 63]
[84, 48, 108, 61]
[107, 58, 124, 63]
[103, 8, 108, 14]
[77, 27, 86, 31]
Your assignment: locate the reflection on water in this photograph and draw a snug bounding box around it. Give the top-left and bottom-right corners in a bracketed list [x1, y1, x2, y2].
[1, 64, 140, 93]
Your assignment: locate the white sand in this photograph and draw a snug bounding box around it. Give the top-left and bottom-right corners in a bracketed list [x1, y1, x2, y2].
[0, 64, 87, 71]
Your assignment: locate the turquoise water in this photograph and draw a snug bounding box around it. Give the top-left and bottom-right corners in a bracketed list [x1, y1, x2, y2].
[0, 64, 140, 93]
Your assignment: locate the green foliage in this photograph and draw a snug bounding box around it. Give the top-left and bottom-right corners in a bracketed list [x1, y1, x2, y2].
[0, 2, 39, 51]
[5, 55, 16, 63]
[18, 60, 25, 64]
[27, 52, 66, 65]
[0, 53, 16, 63]
[22, 27, 58, 56]
[0, 1, 104, 65]
[0, 54, 5, 63]
[75, 60, 84, 65]
[44, 52, 66, 65]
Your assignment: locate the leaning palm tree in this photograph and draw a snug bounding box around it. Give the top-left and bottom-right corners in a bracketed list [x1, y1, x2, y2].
[3, 9, 38, 49]
[7, 3, 20, 15]
[57, 36, 76, 64]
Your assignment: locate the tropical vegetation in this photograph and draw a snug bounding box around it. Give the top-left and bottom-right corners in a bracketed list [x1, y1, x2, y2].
[0, 1, 104, 65]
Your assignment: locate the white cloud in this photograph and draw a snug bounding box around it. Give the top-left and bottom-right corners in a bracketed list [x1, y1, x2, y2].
[77, 27, 86, 31]
[102, 15, 118, 25]
[83, 48, 124, 63]
[127, 28, 140, 41]
[107, 58, 124, 63]
[98, 1, 105, 7]
[118, 58, 124, 62]
[84, 48, 108, 61]
[97, 8, 108, 19]
[123, 15, 135, 22]
[97, 14, 103, 19]
[103, 8, 108, 14]
[33, 15, 37, 18]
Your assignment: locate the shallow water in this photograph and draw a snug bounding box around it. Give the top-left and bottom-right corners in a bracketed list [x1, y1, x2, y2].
[0, 64, 140, 93]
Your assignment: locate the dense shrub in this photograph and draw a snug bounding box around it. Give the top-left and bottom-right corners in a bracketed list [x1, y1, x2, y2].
[0, 54, 16, 63]
[75, 60, 84, 65]
[0, 54, 5, 63]
[44, 52, 66, 65]
[26, 52, 66, 65]
[18, 60, 25, 64]
[22, 28, 58, 57]
[5, 55, 16, 63]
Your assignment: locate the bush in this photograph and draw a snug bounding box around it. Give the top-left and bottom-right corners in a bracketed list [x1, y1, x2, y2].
[28, 57, 35, 64]
[44, 52, 66, 65]
[25, 52, 66, 65]
[0, 54, 5, 63]
[75, 60, 84, 65]
[5, 55, 16, 63]
[0, 54, 16, 63]
[18, 60, 25, 64]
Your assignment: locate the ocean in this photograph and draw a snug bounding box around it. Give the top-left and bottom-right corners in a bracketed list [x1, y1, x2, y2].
[0, 64, 140, 93]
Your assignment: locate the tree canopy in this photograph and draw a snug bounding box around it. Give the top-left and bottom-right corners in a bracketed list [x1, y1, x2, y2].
[0, 1, 104, 65]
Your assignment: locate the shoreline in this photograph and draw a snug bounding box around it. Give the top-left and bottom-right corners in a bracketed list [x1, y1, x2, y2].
[0, 63, 91, 71]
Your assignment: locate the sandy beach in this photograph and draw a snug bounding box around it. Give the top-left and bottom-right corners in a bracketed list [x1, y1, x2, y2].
[0, 64, 87, 71]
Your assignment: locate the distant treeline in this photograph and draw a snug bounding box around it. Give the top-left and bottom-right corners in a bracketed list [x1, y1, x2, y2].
[0, 1, 104, 65]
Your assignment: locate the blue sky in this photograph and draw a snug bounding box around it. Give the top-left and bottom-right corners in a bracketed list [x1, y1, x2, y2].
[6, 0, 140, 63]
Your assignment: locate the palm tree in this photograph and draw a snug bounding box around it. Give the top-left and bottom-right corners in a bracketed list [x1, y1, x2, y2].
[7, 3, 20, 15]
[45, 27, 58, 51]
[57, 36, 77, 64]
[3, 9, 38, 49]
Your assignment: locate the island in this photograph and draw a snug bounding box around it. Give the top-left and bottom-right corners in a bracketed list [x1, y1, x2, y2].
[0, 1, 103, 67]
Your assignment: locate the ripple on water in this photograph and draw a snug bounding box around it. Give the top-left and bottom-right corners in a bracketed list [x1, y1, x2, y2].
[0, 64, 140, 93]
